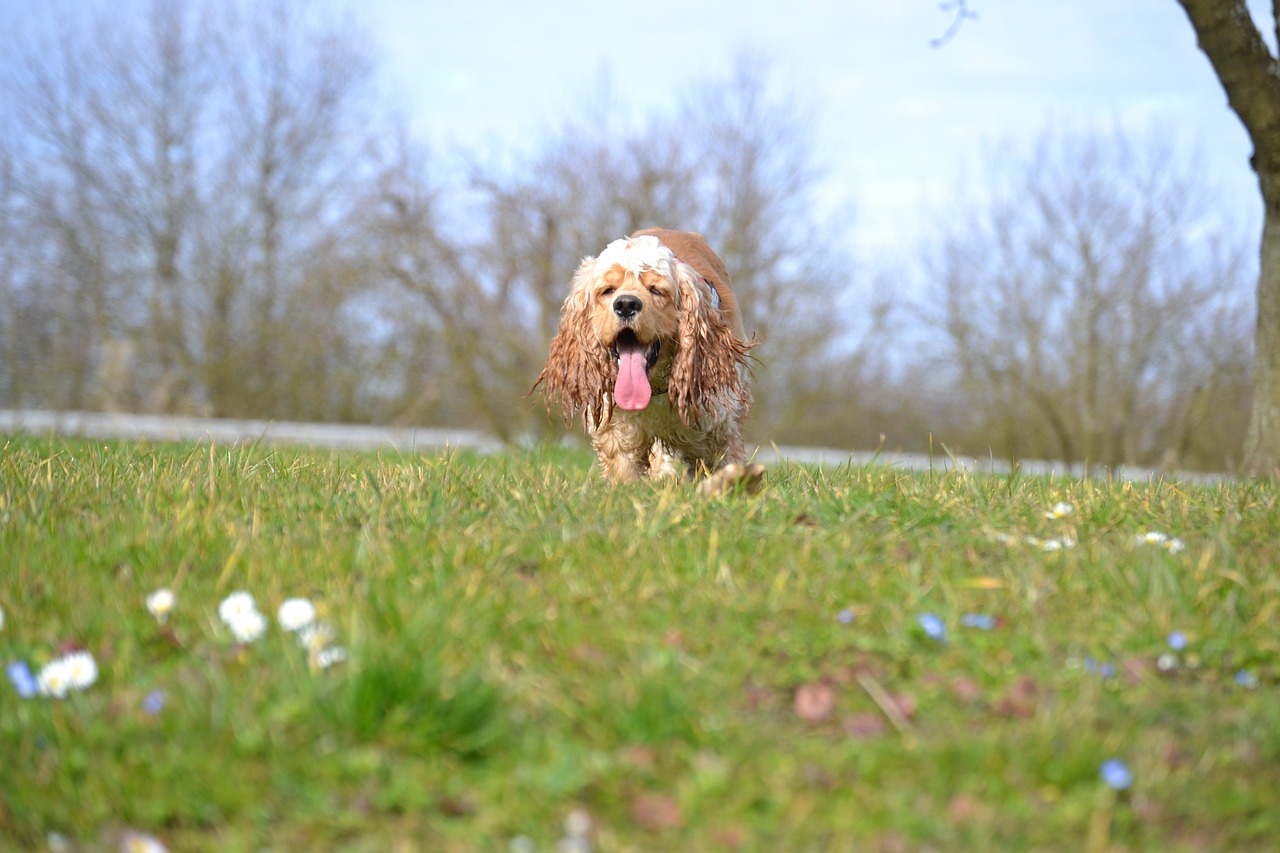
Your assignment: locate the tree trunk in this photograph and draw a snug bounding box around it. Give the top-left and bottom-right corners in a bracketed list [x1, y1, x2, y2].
[1245, 178, 1280, 472]
[1175, 0, 1280, 474]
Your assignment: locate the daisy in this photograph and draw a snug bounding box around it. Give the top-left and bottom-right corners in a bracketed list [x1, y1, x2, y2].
[297, 621, 336, 651]
[218, 591, 257, 624]
[63, 651, 98, 691]
[120, 830, 168, 853]
[314, 646, 348, 670]
[36, 658, 73, 699]
[1045, 502, 1073, 519]
[277, 598, 316, 632]
[146, 588, 176, 623]
[226, 608, 267, 644]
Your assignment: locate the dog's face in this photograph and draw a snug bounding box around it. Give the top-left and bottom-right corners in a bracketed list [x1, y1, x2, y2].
[536, 233, 749, 431]
[587, 261, 680, 411]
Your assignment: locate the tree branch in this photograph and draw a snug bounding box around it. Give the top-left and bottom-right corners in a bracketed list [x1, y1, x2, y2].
[932, 0, 977, 49]
[1176, 0, 1280, 171]
[1273, 0, 1280, 57]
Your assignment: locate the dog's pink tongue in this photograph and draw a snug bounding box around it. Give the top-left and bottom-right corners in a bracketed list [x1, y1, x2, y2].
[614, 346, 652, 411]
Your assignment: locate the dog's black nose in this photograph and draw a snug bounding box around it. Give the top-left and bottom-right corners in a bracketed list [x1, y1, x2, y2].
[613, 294, 643, 320]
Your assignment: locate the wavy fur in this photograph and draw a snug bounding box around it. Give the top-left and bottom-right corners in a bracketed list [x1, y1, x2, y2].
[535, 230, 754, 481]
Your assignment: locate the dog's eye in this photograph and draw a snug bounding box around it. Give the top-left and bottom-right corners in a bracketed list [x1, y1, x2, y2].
[648, 286, 663, 297]
[601, 286, 616, 297]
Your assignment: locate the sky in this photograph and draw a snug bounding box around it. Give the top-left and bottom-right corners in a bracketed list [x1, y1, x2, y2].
[341, 0, 1272, 261]
[8, 0, 1269, 261]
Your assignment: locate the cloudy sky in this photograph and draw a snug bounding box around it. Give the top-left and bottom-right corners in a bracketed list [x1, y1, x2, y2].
[343, 0, 1271, 259]
[12, 0, 1267, 259]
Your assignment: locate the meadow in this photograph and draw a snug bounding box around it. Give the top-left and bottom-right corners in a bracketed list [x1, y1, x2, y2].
[1, 435, 1278, 852]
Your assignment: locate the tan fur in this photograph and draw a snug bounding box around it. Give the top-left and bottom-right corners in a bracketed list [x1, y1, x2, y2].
[535, 229, 754, 481]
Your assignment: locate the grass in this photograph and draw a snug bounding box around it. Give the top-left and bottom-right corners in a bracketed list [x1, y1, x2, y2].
[2, 435, 1279, 851]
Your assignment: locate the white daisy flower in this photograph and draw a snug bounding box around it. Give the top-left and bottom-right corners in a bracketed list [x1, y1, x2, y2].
[564, 808, 592, 838]
[1138, 531, 1169, 546]
[218, 591, 257, 624]
[62, 651, 98, 691]
[37, 658, 73, 699]
[146, 588, 176, 623]
[314, 646, 348, 670]
[121, 831, 169, 853]
[226, 608, 267, 644]
[277, 598, 316, 632]
[1045, 502, 1074, 519]
[297, 621, 336, 651]
[1165, 537, 1186, 554]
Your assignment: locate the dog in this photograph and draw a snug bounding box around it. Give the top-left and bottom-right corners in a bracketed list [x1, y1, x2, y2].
[535, 228, 761, 489]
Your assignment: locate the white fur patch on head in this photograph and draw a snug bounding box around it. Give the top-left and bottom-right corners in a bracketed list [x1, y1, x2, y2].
[591, 235, 677, 281]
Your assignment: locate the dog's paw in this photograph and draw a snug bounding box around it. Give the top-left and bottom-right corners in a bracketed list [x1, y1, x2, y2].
[697, 462, 766, 497]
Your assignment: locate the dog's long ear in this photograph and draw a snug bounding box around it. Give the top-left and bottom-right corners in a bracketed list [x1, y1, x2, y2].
[533, 258, 614, 428]
[670, 262, 752, 427]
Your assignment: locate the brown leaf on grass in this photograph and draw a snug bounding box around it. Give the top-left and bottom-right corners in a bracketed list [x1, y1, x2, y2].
[1122, 655, 1152, 686]
[712, 825, 747, 850]
[157, 626, 184, 650]
[835, 651, 890, 685]
[742, 681, 779, 711]
[571, 644, 606, 665]
[949, 676, 984, 703]
[792, 512, 820, 528]
[631, 792, 683, 831]
[995, 675, 1039, 719]
[618, 745, 656, 771]
[948, 794, 990, 823]
[437, 796, 476, 817]
[801, 764, 838, 790]
[890, 692, 917, 719]
[843, 712, 887, 739]
[793, 682, 836, 722]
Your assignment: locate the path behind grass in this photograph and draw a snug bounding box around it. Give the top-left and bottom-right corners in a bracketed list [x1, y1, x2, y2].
[1, 436, 1278, 851]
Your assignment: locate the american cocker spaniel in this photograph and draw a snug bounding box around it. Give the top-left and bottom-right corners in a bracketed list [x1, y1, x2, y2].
[536, 228, 762, 491]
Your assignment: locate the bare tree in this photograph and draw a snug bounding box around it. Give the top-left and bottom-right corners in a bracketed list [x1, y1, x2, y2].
[673, 59, 885, 441]
[1, 0, 385, 420]
[927, 129, 1252, 470]
[363, 59, 891, 445]
[199, 0, 377, 418]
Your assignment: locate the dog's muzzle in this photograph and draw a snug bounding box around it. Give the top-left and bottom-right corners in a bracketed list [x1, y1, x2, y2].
[613, 294, 643, 321]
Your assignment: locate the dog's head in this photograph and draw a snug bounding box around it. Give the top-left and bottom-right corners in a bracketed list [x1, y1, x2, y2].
[535, 235, 749, 429]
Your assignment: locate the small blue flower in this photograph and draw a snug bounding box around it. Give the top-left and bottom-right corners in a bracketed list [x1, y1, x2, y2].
[962, 613, 995, 630]
[837, 608, 856, 625]
[1100, 758, 1133, 790]
[918, 613, 946, 641]
[1235, 669, 1260, 690]
[1167, 631, 1187, 651]
[142, 689, 166, 715]
[1084, 657, 1116, 679]
[6, 660, 37, 698]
